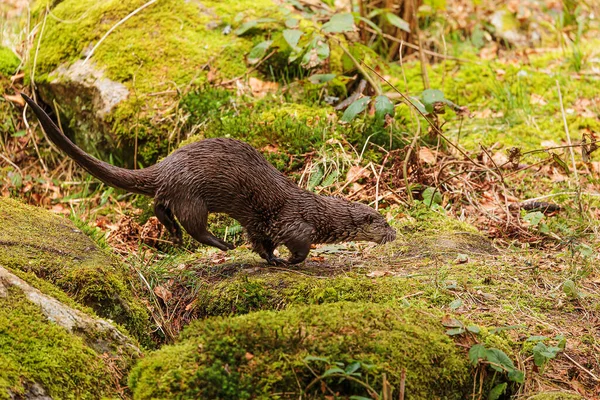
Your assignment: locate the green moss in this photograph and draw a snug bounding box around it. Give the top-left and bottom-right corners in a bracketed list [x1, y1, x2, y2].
[181, 88, 334, 163]
[31, 0, 281, 165]
[129, 302, 475, 399]
[0, 47, 20, 77]
[0, 287, 115, 399]
[0, 198, 151, 346]
[527, 393, 583, 400]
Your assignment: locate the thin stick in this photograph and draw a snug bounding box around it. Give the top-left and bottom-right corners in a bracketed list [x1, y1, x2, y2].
[30, 7, 48, 94]
[335, 39, 382, 95]
[399, 368, 406, 400]
[563, 352, 599, 381]
[83, 0, 158, 65]
[363, 27, 478, 64]
[374, 154, 389, 211]
[22, 107, 48, 173]
[0, 153, 22, 174]
[556, 80, 582, 214]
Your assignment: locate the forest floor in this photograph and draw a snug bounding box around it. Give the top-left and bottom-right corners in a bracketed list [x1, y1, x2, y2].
[1, 0, 600, 398]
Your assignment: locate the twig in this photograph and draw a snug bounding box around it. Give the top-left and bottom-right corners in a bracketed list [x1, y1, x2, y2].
[30, 7, 48, 94]
[363, 27, 479, 64]
[374, 153, 389, 211]
[414, 2, 429, 90]
[83, 0, 158, 65]
[334, 39, 382, 95]
[334, 78, 367, 111]
[399, 368, 406, 400]
[556, 80, 582, 214]
[563, 352, 599, 381]
[0, 153, 22, 174]
[22, 107, 48, 173]
[218, 49, 277, 87]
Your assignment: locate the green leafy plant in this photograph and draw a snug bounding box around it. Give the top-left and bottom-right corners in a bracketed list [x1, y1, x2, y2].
[303, 356, 379, 399]
[469, 343, 525, 384]
[526, 335, 566, 373]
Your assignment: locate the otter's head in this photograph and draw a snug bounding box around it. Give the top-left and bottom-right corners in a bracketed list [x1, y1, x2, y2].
[348, 202, 396, 244]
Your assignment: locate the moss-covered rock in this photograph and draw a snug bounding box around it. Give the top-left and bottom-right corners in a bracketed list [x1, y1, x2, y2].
[0, 197, 151, 345]
[31, 0, 282, 164]
[0, 276, 127, 399]
[129, 302, 475, 399]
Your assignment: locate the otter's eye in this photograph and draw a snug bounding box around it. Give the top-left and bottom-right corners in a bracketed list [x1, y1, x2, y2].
[365, 214, 374, 224]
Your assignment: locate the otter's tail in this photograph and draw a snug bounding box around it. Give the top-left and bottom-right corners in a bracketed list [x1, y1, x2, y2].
[21, 94, 157, 196]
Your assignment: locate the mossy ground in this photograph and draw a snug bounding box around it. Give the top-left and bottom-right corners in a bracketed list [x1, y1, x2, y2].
[2, 0, 599, 398]
[129, 302, 477, 399]
[0, 197, 151, 346]
[0, 286, 116, 400]
[31, 0, 283, 164]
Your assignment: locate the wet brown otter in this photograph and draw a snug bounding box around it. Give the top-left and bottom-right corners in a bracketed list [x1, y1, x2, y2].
[22, 94, 396, 265]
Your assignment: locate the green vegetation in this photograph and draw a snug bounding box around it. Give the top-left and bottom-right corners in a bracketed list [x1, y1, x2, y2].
[129, 302, 477, 399]
[0, 47, 19, 77]
[0, 198, 151, 346]
[0, 287, 115, 400]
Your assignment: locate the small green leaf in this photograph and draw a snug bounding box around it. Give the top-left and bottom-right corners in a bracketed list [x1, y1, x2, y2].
[357, 16, 382, 34]
[421, 89, 446, 113]
[469, 344, 487, 365]
[349, 396, 373, 400]
[10, 172, 22, 188]
[234, 18, 276, 35]
[341, 97, 371, 123]
[508, 369, 525, 383]
[446, 327, 465, 336]
[385, 12, 410, 32]
[285, 18, 299, 28]
[374, 95, 395, 122]
[422, 186, 442, 207]
[523, 211, 544, 226]
[449, 298, 462, 310]
[555, 334, 566, 349]
[322, 13, 355, 33]
[247, 40, 273, 64]
[283, 29, 303, 49]
[562, 279, 579, 298]
[321, 170, 339, 187]
[488, 383, 507, 400]
[308, 165, 324, 191]
[304, 355, 329, 363]
[408, 96, 428, 114]
[467, 325, 481, 334]
[322, 367, 345, 377]
[490, 325, 525, 334]
[526, 335, 548, 342]
[485, 348, 516, 373]
[309, 73, 336, 84]
[345, 362, 361, 374]
[11, 130, 27, 138]
[552, 153, 570, 175]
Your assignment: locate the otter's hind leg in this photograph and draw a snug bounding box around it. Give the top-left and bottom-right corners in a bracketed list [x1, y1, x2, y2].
[154, 202, 183, 245]
[175, 200, 234, 251]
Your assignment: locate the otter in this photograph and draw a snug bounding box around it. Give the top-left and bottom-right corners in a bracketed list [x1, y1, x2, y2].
[21, 94, 396, 265]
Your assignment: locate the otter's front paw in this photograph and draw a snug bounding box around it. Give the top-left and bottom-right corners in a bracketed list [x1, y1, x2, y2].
[266, 255, 287, 266]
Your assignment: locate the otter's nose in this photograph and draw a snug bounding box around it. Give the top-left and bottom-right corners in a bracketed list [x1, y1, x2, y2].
[380, 229, 396, 244]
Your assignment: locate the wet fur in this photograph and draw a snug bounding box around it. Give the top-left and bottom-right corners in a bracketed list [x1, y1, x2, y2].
[22, 94, 396, 264]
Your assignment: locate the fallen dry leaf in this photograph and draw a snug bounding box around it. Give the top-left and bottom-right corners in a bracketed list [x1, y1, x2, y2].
[153, 285, 172, 302]
[248, 77, 279, 98]
[4, 94, 25, 107]
[419, 147, 437, 164]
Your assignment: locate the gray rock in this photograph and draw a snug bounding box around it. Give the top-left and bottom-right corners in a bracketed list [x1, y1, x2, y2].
[0, 265, 140, 357]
